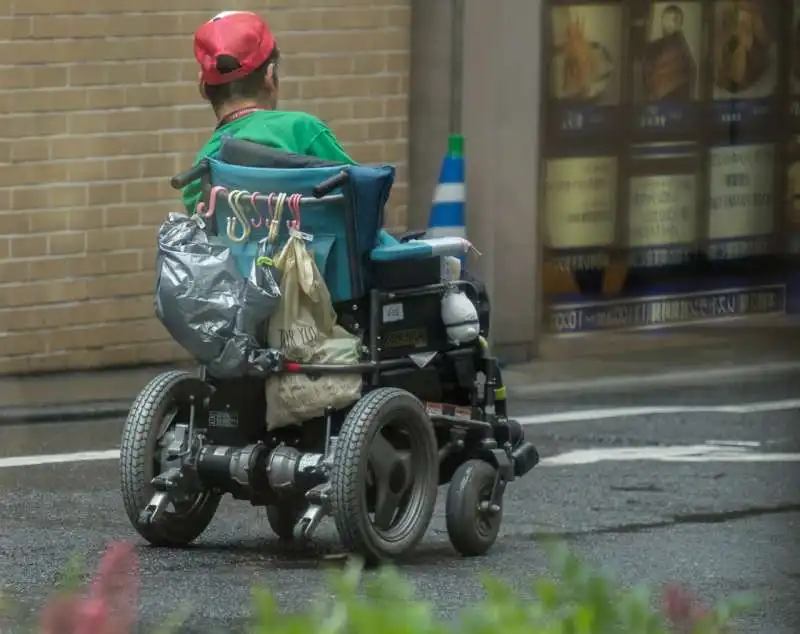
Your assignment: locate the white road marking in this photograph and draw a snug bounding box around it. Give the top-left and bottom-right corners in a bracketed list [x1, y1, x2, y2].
[540, 444, 800, 466]
[516, 399, 800, 426]
[0, 449, 120, 469]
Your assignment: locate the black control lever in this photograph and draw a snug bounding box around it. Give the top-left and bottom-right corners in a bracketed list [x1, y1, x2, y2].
[312, 170, 350, 198]
[170, 160, 210, 190]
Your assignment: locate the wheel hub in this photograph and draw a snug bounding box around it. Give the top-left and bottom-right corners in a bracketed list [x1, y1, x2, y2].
[388, 461, 408, 493]
[144, 411, 209, 523]
[475, 484, 497, 537]
[367, 428, 414, 532]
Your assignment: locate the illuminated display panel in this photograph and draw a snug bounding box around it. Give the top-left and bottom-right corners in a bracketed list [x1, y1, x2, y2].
[540, 0, 791, 334]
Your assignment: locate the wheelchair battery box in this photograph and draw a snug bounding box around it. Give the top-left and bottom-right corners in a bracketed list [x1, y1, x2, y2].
[378, 292, 448, 359]
[204, 376, 266, 446]
[379, 366, 443, 403]
[373, 257, 441, 290]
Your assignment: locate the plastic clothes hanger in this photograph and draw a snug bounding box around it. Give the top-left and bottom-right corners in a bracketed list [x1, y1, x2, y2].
[287, 193, 301, 231]
[249, 192, 263, 228]
[272, 193, 288, 242]
[226, 190, 251, 243]
[196, 185, 226, 218]
[287, 192, 313, 241]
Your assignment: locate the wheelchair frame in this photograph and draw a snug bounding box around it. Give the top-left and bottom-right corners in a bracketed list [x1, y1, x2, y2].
[120, 150, 540, 563]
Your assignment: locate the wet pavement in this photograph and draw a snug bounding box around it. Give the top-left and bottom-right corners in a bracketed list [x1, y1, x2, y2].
[0, 375, 798, 633]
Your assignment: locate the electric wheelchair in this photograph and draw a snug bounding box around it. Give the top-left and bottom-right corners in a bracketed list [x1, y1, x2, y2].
[119, 138, 540, 564]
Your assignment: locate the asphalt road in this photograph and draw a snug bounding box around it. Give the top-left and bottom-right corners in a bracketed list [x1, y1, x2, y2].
[0, 374, 798, 633]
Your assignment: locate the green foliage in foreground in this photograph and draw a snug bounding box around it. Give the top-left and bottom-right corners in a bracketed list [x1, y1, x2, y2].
[248, 544, 755, 634]
[6, 540, 756, 634]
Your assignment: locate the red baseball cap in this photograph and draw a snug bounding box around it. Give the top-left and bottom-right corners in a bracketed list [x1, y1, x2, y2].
[194, 11, 277, 86]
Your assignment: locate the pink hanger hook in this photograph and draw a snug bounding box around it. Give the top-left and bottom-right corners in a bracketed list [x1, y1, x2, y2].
[293, 193, 302, 223]
[249, 191, 263, 228]
[287, 193, 301, 230]
[196, 185, 227, 218]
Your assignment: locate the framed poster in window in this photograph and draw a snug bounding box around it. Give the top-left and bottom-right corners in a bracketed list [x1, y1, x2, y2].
[626, 143, 701, 268]
[546, 1, 625, 138]
[630, 1, 703, 139]
[707, 141, 775, 261]
[544, 154, 618, 251]
[709, 0, 779, 134]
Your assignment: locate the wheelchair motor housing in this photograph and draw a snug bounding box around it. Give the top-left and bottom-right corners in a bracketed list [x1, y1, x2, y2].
[119, 143, 539, 563]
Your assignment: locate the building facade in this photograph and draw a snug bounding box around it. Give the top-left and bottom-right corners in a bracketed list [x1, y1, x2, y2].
[1, 0, 798, 375]
[410, 0, 800, 363]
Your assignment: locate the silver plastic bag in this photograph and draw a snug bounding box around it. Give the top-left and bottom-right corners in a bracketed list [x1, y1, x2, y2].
[237, 238, 283, 336]
[154, 212, 282, 378]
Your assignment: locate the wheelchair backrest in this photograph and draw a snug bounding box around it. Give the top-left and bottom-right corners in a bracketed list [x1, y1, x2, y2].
[204, 138, 395, 303]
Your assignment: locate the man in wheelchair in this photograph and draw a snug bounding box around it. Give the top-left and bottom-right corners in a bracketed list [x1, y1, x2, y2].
[117, 10, 538, 564]
[182, 10, 354, 215]
[185, 10, 516, 423]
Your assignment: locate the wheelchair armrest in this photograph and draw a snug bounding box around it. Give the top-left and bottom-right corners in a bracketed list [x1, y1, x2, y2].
[371, 236, 468, 262]
[399, 229, 426, 243]
[371, 242, 433, 262]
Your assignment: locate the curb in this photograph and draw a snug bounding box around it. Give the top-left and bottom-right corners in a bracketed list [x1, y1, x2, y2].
[0, 400, 131, 426]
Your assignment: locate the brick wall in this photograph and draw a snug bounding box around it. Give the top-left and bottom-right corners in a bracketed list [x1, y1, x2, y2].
[0, 0, 410, 375]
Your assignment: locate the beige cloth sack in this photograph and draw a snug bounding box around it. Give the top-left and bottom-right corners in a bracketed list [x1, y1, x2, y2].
[265, 233, 362, 429]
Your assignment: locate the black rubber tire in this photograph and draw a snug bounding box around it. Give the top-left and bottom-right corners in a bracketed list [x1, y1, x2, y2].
[330, 388, 438, 564]
[445, 459, 502, 557]
[120, 370, 221, 547]
[266, 502, 306, 541]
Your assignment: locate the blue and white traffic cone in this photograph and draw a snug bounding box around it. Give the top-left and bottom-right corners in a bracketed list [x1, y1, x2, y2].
[427, 134, 466, 243]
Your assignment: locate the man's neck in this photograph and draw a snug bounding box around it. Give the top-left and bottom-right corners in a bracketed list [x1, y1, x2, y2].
[214, 100, 269, 124]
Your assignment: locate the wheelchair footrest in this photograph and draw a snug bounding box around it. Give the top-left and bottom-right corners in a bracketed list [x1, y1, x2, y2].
[512, 442, 539, 477]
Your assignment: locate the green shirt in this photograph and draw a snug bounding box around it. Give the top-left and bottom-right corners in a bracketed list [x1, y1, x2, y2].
[181, 109, 356, 214]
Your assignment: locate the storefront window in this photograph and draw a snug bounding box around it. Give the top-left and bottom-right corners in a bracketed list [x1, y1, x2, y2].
[541, 0, 796, 334]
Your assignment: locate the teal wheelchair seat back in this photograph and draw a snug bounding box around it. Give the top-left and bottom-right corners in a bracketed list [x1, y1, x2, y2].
[206, 156, 395, 303]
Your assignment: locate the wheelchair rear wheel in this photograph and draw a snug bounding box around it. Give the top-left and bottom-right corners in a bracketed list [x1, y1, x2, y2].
[330, 388, 438, 564]
[445, 459, 502, 557]
[120, 371, 221, 547]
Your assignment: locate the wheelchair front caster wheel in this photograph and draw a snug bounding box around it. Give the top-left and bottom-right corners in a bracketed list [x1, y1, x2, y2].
[445, 459, 503, 557]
